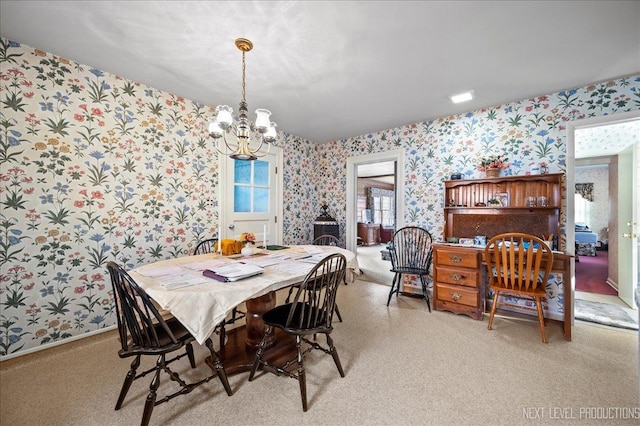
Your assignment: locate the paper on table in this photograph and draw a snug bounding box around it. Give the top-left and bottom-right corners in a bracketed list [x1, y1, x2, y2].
[181, 258, 234, 271]
[298, 253, 330, 263]
[303, 246, 324, 254]
[242, 254, 292, 267]
[159, 275, 210, 290]
[271, 261, 314, 275]
[135, 265, 184, 277]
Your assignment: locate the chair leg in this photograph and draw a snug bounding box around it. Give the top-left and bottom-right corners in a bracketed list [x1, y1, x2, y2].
[186, 342, 196, 368]
[115, 355, 140, 410]
[285, 286, 295, 304]
[296, 335, 308, 412]
[219, 323, 227, 349]
[387, 273, 399, 306]
[334, 304, 343, 322]
[395, 274, 402, 297]
[327, 334, 345, 377]
[487, 290, 500, 330]
[419, 275, 431, 312]
[205, 338, 233, 396]
[249, 325, 272, 381]
[141, 356, 163, 426]
[534, 296, 548, 343]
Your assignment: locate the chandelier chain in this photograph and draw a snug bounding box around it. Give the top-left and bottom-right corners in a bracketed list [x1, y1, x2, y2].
[241, 51, 246, 103]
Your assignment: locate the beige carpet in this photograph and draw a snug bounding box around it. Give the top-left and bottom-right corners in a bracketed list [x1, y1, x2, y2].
[1, 279, 638, 426]
[355, 243, 395, 286]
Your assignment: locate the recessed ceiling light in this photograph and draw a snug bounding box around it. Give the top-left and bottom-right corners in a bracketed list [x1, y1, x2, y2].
[450, 90, 474, 104]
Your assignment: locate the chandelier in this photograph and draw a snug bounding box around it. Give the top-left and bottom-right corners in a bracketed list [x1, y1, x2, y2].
[208, 38, 277, 161]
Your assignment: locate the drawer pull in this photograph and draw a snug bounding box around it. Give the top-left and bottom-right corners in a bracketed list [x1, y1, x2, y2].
[451, 292, 461, 301]
[450, 274, 465, 281]
[449, 255, 462, 263]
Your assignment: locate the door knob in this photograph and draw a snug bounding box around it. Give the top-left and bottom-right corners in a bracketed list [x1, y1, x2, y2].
[228, 224, 235, 229]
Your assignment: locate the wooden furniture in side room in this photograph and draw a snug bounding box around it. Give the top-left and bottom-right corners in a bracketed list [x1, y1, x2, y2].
[433, 245, 483, 320]
[485, 233, 554, 343]
[379, 225, 395, 243]
[358, 222, 381, 245]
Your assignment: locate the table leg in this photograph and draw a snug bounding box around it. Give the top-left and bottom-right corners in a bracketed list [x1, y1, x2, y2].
[207, 290, 296, 375]
[245, 291, 277, 350]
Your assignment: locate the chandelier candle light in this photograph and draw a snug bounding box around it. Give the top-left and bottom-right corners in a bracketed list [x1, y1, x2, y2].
[208, 38, 277, 161]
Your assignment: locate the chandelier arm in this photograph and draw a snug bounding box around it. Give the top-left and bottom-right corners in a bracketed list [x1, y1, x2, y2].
[221, 130, 239, 153]
[251, 141, 272, 158]
[214, 140, 231, 157]
[248, 136, 271, 158]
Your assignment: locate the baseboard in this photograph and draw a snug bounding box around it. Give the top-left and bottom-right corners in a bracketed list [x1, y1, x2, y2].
[607, 278, 619, 291]
[0, 325, 117, 362]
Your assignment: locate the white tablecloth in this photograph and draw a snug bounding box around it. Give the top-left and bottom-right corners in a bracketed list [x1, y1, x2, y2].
[129, 245, 359, 344]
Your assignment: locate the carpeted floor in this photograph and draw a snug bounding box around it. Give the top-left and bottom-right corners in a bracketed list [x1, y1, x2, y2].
[574, 299, 638, 330]
[575, 250, 617, 295]
[355, 243, 394, 286]
[1, 279, 639, 426]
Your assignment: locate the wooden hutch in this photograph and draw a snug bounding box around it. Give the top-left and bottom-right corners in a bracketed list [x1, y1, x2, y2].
[432, 173, 573, 340]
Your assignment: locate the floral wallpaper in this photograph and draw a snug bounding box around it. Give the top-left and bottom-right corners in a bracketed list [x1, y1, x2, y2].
[313, 75, 640, 314]
[0, 38, 317, 357]
[1, 35, 639, 358]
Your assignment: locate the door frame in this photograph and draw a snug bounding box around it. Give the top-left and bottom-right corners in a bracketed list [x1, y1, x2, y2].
[566, 110, 640, 315]
[218, 146, 284, 244]
[346, 149, 405, 253]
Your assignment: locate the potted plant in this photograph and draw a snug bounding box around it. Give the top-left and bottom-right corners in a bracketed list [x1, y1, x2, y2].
[477, 154, 509, 177]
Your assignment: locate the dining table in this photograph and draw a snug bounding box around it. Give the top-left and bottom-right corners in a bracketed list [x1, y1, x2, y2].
[129, 244, 359, 374]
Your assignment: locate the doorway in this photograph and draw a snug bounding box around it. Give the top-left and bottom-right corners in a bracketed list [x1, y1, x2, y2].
[219, 146, 284, 245]
[346, 149, 404, 284]
[567, 111, 640, 324]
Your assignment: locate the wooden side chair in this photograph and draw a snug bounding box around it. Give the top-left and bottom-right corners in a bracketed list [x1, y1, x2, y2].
[193, 237, 218, 255]
[312, 234, 341, 247]
[192, 237, 246, 348]
[284, 233, 345, 321]
[485, 233, 554, 343]
[387, 226, 434, 309]
[107, 261, 232, 426]
[248, 253, 347, 411]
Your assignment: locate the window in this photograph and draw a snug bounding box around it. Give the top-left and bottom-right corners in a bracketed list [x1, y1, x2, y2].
[574, 193, 591, 225]
[234, 159, 269, 213]
[373, 195, 394, 226]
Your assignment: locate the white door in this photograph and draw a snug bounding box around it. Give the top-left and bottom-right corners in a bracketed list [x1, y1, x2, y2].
[220, 147, 283, 246]
[617, 143, 638, 307]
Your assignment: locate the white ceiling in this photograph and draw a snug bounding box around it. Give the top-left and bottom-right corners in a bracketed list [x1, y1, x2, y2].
[1, 1, 639, 145]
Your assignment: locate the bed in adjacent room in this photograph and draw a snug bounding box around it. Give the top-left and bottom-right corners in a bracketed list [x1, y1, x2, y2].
[575, 223, 598, 256]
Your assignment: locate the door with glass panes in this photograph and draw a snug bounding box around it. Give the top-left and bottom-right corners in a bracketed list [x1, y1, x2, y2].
[220, 147, 283, 246]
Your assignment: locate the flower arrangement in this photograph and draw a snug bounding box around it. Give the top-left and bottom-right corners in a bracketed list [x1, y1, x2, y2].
[477, 154, 509, 172]
[239, 232, 256, 244]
